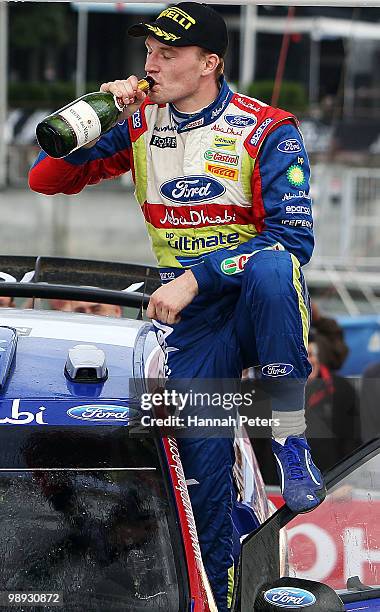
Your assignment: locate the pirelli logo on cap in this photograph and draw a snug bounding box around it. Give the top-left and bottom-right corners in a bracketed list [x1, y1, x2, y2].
[145, 24, 181, 42]
[158, 7, 196, 30]
[205, 163, 239, 181]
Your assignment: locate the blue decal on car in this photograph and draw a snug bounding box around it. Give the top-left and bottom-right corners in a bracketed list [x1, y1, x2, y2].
[67, 404, 130, 422]
[264, 587, 316, 608]
[160, 176, 225, 204]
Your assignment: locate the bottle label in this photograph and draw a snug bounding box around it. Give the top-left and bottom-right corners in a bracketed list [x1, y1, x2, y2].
[58, 100, 102, 147]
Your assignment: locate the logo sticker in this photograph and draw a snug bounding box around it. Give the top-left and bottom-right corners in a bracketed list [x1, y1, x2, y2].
[186, 117, 204, 129]
[224, 114, 257, 128]
[204, 150, 239, 166]
[145, 24, 181, 42]
[234, 95, 263, 112]
[205, 163, 238, 181]
[277, 138, 302, 154]
[150, 135, 177, 148]
[221, 253, 252, 275]
[262, 363, 294, 377]
[67, 405, 130, 422]
[131, 110, 142, 129]
[287, 165, 305, 187]
[249, 118, 274, 147]
[160, 176, 225, 203]
[263, 587, 316, 608]
[157, 7, 195, 30]
[285, 204, 311, 214]
[212, 135, 237, 151]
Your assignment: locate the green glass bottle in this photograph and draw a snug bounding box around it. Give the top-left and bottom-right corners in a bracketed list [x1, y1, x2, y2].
[35, 76, 155, 159]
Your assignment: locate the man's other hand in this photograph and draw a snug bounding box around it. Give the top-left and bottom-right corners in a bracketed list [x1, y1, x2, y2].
[147, 271, 199, 324]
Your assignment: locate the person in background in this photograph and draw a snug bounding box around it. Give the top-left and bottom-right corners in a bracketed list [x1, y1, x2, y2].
[311, 301, 349, 371]
[360, 362, 380, 441]
[0, 296, 15, 307]
[306, 331, 361, 472]
[71, 301, 122, 318]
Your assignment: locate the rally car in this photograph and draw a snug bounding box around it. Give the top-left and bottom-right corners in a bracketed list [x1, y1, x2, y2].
[0, 255, 275, 612]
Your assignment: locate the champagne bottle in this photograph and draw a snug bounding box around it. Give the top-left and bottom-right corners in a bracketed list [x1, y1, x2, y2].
[35, 76, 155, 159]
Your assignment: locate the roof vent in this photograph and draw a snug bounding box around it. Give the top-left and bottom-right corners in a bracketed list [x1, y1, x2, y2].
[65, 344, 108, 383]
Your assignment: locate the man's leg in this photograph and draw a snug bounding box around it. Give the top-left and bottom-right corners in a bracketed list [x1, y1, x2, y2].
[152, 311, 240, 611]
[234, 249, 326, 513]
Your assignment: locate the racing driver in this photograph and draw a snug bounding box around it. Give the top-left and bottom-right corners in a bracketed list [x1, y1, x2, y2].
[29, 3, 326, 609]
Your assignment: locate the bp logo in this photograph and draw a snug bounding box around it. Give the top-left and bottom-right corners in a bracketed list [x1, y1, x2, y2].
[287, 164, 305, 187]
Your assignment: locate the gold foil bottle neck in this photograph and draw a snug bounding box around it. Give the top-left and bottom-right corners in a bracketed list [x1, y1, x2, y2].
[137, 76, 155, 92]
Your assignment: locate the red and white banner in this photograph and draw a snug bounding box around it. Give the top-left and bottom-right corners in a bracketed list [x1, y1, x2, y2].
[269, 493, 380, 590]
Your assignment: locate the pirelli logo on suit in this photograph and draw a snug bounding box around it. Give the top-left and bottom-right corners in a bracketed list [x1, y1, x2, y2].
[205, 163, 239, 181]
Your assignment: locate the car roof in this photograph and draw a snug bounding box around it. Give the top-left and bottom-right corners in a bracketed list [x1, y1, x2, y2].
[0, 308, 149, 401]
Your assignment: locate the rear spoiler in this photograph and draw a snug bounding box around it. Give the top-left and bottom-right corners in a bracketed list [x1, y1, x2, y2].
[0, 255, 161, 308]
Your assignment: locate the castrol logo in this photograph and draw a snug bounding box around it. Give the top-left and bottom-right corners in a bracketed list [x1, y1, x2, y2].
[204, 150, 239, 166]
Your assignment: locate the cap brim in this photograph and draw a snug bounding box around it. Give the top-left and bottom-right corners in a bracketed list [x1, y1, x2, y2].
[127, 22, 152, 38]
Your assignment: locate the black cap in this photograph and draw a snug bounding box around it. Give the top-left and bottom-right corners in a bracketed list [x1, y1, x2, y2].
[128, 2, 228, 57]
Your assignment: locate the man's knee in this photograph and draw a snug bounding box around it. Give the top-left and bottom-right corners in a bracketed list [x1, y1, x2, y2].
[242, 249, 294, 300]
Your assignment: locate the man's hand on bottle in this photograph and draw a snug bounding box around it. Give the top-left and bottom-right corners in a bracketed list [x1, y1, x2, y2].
[100, 75, 147, 121]
[147, 271, 199, 325]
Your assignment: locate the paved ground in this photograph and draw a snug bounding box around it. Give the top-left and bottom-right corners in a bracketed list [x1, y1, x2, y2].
[0, 183, 156, 265]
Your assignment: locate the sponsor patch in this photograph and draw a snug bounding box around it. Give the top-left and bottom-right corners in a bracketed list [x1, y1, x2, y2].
[204, 150, 239, 166]
[150, 134, 177, 148]
[281, 219, 313, 228]
[154, 124, 176, 133]
[160, 175, 225, 203]
[211, 93, 231, 119]
[224, 114, 257, 128]
[249, 118, 274, 147]
[283, 193, 311, 203]
[285, 204, 311, 214]
[132, 109, 142, 129]
[211, 124, 243, 136]
[186, 117, 204, 129]
[233, 95, 263, 112]
[205, 163, 238, 181]
[212, 135, 237, 151]
[262, 363, 294, 377]
[263, 586, 316, 608]
[277, 138, 302, 154]
[166, 231, 239, 252]
[67, 404, 130, 422]
[221, 253, 252, 275]
[287, 164, 305, 187]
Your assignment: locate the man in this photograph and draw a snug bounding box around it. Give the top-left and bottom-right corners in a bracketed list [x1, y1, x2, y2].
[29, 3, 325, 609]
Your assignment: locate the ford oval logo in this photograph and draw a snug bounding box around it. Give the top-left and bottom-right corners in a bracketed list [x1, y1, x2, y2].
[160, 176, 225, 204]
[264, 587, 316, 608]
[67, 404, 130, 422]
[277, 139, 302, 154]
[262, 363, 294, 377]
[225, 114, 257, 128]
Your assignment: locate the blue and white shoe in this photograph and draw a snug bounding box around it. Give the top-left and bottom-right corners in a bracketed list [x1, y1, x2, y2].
[272, 435, 326, 513]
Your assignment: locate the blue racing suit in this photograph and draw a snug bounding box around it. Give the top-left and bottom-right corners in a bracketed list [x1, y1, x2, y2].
[29, 77, 313, 610]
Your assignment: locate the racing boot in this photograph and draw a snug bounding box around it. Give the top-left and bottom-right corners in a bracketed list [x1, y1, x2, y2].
[272, 435, 326, 513]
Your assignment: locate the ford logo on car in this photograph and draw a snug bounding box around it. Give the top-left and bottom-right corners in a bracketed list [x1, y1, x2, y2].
[224, 115, 257, 128]
[264, 587, 316, 608]
[262, 363, 294, 377]
[160, 176, 225, 204]
[67, 405, 130, 422]
[277, 139, 302, 154]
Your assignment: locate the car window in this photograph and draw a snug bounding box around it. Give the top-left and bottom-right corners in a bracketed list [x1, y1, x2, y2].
[0, 427, 184, 611]
[281, 452, 380, 591]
